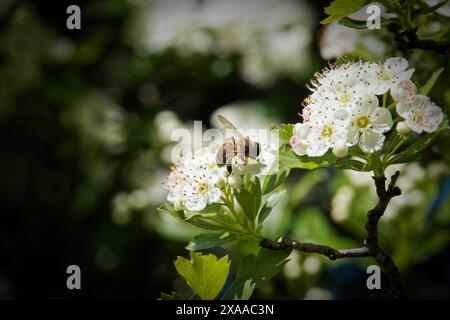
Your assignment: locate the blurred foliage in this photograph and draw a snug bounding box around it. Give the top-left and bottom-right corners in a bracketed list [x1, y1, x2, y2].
[0, 0, 449, 299]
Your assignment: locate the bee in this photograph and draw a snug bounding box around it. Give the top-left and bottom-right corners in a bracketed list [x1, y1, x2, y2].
[215, 115, 261, 173]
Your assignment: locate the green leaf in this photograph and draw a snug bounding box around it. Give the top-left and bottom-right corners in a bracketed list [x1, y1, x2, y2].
[321, 0, 367, 24]
[160, 291, 185, 300]
[261, 169, 288, 195]
[235, 177, 262, 221]
[239, 279, 255, 300]
[187, 232, 237, 251]
[389, 120, 449, 165]
[258, 190, 285, 225]
[159, 203, 227, 230]
[339, 17, 368, 29]
[277, 123, 294, 143]
[185, 203, 223, 218]
[419, 68, 444, 95]
[279, 144, 337, 169]
[237, 248, 292, 288]
[184, 218, 225, 231]
[417, 0, 450, 16]
[158, 203, 185, 220]
[335, 159, 369, 171]
[222, 279, 255, 300]
[174, 252, 230, 300]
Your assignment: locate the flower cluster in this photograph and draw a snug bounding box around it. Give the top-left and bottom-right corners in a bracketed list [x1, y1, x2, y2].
[290, 58, 444, 157]
[165, 148, 226, 211]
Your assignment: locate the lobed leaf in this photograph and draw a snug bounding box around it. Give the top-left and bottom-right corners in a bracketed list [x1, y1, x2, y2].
[174, 252, 230, 300]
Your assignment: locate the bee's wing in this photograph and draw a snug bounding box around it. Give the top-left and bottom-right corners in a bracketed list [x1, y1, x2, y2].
[217, 115, 243, 137]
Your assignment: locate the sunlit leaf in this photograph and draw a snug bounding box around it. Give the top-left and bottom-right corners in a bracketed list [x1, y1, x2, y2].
[277, 123, 294, 143]
[174, 252, 230, 300]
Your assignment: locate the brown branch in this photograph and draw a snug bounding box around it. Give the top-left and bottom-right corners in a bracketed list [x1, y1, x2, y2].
[260, 237, 370, 260]
[260, 171, 405, 299]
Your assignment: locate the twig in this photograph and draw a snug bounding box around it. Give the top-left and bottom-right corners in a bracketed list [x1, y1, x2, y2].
[260, 237, 370, 260]
[260, 171, 405, 299]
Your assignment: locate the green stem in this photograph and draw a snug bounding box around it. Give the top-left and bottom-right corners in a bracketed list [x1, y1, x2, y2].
[382, 134, 406, 169]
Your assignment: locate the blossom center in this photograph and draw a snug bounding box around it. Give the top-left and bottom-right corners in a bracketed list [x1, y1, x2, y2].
[355, 115, 371, 129]
[321, 124, 333, 137]
[413, 111, 425, 125]
[378, 67, 390, 81]
[339, 92, 351, 104]
[198, 182, 209, 194]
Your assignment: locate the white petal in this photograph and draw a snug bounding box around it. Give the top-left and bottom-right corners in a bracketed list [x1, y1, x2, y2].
[391, 69, 414, 84]
[423, 105, 444, 133]
[390, 79, 416, 101]
[404, 118, 424, 134]
[384, 57, 408, 75]
[372, 108, 393, 133]
[396, 101, 407, 117]
[185, 196, 207, 211]
[332, 108, 350, 125]
[292, 141, 308, 155]
[306, 137, 330, 157]
[360, 130, 385, 153]
[332, 126, 348, 145]
[363, 94, 379, 116]
[346, 126, 360, 146]
[208, 188, 222, 203]
[371, 81, 390, 95]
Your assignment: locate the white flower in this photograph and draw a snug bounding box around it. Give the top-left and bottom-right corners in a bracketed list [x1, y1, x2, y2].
[396, 95, 444, 133]
[347, 94, 393, 153]
[303, 116, 349, 157]
[370, 58, 414, 95]
[165, 148, 225, 211]
[184, 175, 222, 211]
[390, 79, 416, 102]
